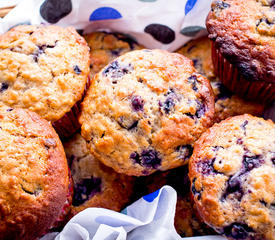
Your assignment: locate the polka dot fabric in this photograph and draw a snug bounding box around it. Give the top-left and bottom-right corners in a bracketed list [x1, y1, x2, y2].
[1, 0, 212, 51]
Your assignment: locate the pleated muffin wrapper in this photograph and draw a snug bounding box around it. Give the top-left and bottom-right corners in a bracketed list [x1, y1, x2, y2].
[211, 42, 275, 105]
[52, 76, 91, 139]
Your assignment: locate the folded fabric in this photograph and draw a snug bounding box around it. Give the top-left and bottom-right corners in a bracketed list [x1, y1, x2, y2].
[41, 186, 225, 240]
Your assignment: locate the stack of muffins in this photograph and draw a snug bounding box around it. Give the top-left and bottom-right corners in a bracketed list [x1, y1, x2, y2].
[0, 0, 274, 239]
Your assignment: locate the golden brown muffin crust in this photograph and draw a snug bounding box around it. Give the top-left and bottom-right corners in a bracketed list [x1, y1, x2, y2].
[0, 108, 69, 240]
[206, 0, 275, 83]
[80, 49, 215, 176]
[189, 114, 275, 240]
[0, 25, 90, 122]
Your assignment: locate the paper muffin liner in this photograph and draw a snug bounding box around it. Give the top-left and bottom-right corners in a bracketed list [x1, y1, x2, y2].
[52, 76, 91, 139]
[211, 42, 275, 104]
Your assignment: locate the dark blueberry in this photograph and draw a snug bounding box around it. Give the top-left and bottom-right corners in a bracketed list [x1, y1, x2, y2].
[138, 78, 143, 83]
[164, 88, 175, 96]
[118, 117, 139, 130]
[222, 175, 243, 201]
[175, 145, 193, 161]
[0, 82, 9, 92]
[185, 112, 195, 119]
[191, 178, 201, 200]
[6, 108, 13, 112]
[32, 44, 56, 62]
[141, 149, 161, 169]
[236, 138, 243, 145]
[271, 152, 275, 165]
[144, 24, 175, 44]
[73, 177, 102, 206]
[256, 18, 274, 27]
[131, 95, 144, 112]
[102, 60, 133, 79]
[40, 0, 72, 24]
[215, 82, 233, 100]
[195, 100, 206, 118]
[130, 149, 161, 169]
[197, 158, 218, 175]
[163, 97, 175, 114]
[212, 146, 224, 151]
[44, 138, 57, 149]
[166, 166, 190, 198]
[73, 65, 81, 74]
[130, 151, 140, 163]
[240, 120, 248, 132]
[260, 200, 267, 206]
[161, 88, 178, 114]
[243, 154, 263, 172]
[212, 0, 230, 11]
[188, 75, 198, 91]
[223, 223, 253, 240]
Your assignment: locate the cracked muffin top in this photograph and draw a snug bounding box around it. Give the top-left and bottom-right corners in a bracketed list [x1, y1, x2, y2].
[63, 133, 134, 216]
[84, 32, 143, 78]
[206, 0, 275, 83]
[189, 114, 275, 240]
[0, 107, 69, 240]
[0, 25, 90, 122]
[80, 49, 215, 176]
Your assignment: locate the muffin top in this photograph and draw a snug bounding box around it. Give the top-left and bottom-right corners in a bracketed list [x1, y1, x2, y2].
[0, 107, 69, 239]
[63, 133, 134, 215]
[0, 25, 90, 122]
[176, 36, 264, 122]
[206, 0, 275, 83]
[189, 114, 275, 240]
[84, 32, 143, 78]
[80, 49, 214, 176]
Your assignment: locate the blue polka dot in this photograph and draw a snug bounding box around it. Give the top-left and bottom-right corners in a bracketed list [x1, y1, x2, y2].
[89, 7, 122, 21]
[143, 189, 160, 202]
[185, 0, 197, 15]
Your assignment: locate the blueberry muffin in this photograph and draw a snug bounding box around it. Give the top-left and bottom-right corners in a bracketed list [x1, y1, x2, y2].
[80, 49, 215, 176]
[189, 114, 275, 240]
[176, 36, 264, 122]
[0, 107, 69, 240]
[206, 0, 275, 103]
[63, 133, 134, 216]
[134, 166, 215, 237]
[84, 32, 143, 78]
[0, 25, 90, 137]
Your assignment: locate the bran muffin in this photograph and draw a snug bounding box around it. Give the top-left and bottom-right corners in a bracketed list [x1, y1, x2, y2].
[84, 32, 143, 78]
[134, 166, 215, 237]
[0, 107, 69, 240]
[80, 49, 215, 176]
[63, 133, 134, 216]
[0, 25, 90, 137]
[189, 114, 275, 240]
[206, 0, 275, 103]
[176, 36, 264, 122]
